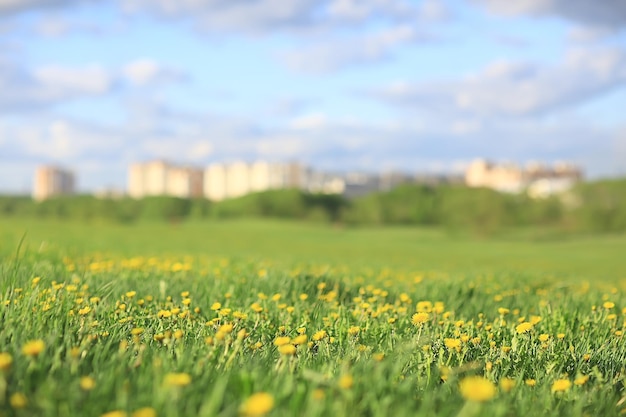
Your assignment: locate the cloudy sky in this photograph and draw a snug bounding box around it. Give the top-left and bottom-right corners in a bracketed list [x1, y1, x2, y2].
[1, 0, 625, 193]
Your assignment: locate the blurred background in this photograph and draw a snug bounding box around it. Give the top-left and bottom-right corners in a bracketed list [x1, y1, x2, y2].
[0, 0, 625, 234]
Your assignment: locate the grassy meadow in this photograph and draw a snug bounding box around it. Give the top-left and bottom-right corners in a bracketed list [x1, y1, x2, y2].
[1, 218, 626, 417]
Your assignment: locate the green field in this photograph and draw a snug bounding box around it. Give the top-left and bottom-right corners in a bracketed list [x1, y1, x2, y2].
[1, 219, 625, 417]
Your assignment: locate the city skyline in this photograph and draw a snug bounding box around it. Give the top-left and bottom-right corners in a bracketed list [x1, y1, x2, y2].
[1, 1, 625, 193]
[29, 158, 582, 201]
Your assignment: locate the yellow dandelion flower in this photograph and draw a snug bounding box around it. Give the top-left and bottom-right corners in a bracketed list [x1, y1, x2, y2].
[173, 330, 184, 339]
[538, 334, 550, 342]
[80, 376, 96, 391]
[211, 302, 221, 310]
[557, 333, 565, 339]
[373, 353, 385, 362]
[0, 352, 12, 371]
[498, 307, 510, 315]
[444, 338, 462, 351]
[411, 312, 429, 325]
[515, 322, 533, 334]
[278, 344, 297, 355]
[125, 291, 136, 298]
[132, 407, 157, 417]
[131, 328, 144, 336]
[348, 326, 360, 335]
[603, 301, 615, 309]
[218, 324, 234, 334]
[459, 376, 497, 402]
[299, 294, 308, 301]
[101, 410, 127, 417]
[273, 336, 291, 347]
[312, 330, 327, 341]
[312, 389, 325, 400]
[240, 392, 274, 417]
[292, 335, 308, 345]
[574, 375, 589, 386]
[78, 306, 92, 316]
[525, 379, 536, 387]
[500, 378, 515, 392]
[551, 379, 571, 393]
[22, 340, 45, 357]
[10, 393, 28, 408]
[164, 372, 191, 387]
[338, 375, 353, 389]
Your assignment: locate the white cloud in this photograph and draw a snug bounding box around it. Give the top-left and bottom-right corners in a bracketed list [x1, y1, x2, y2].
[34, 64, 112, 94]
[283, 25, 432, 73]
[471, 0, 626, 28]
[289, 113, 327, 130]
[122, 59, 185, 86]
[374, 47, 626, 117]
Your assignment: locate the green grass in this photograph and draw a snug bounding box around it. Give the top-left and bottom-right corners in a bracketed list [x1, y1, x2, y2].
[0, 219, 625, 417]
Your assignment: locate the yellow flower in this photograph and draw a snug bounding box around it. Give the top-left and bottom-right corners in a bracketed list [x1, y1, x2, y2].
[338, 375, 353, 389]
[22, 339, 45, 357]
[101, 411, 127, 417]
[132, 407, 157, 417]
[312, 330, 327, 341]
[240, 392, 274, 417]
[498, 307, 510, 315]
[515, 322, 533, 334]
[312, 389, 325, 400]
[0, 352, 12, 371]
[218, 324, 233, 334]
[574, 375, 589, 386]
[164, 372, 191, 387]
[538, 334, 550, 342]
[411, 312, 429, 325]
[444, 338, 462, 351]
[500, 378, 515, 392]
[278, 344, 297, 355]
[525, 379, 536, 387]
[292, 335, 308, 345]
[551, 379, 571, 393]
[557, 333, 565, 339]
[348, 326, 360, 335]
[603, 301, 615, 309]
[80, 376, 96, 390]
[10, 392, 28, 408]
[131, 328, 144, 336]
[78, 306, 92, 315]
[459, 376, 497, 402]
[273, 336, 291, 347]
[125, 291, 137, 298]
[211, 302, 222, 310]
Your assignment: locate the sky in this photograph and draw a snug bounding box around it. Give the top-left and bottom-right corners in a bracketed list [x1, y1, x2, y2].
[0, 0, 625, 193]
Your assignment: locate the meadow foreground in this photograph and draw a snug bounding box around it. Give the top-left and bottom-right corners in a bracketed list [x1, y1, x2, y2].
[1, 220, 625, 417]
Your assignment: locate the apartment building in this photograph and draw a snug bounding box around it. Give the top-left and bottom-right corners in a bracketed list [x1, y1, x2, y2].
[465, 159, 583, 196]
[203, 161, 308, 201]
[33, 166, 75, 201]
[128, 160, 203, 199]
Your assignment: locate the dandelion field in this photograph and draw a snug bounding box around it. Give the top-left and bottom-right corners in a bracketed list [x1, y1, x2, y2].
[1, 219, 626, 417]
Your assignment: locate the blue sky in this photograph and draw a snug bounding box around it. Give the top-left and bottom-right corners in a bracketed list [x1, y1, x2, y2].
[0, 0, 625, 193]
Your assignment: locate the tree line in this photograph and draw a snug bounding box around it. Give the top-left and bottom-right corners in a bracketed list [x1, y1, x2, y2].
[1, 179, 624, 234]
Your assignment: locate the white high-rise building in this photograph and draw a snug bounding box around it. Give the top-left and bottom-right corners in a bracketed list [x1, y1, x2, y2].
[33, 166, 75, 201]
[128, 161, 203, 198]
[203, 164, 227, 201]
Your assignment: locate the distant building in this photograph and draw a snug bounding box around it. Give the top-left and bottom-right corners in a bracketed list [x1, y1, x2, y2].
[128, 160, 203, 198]
[33, 166, 75, 201]
[465, 159, 583, 197]
[203, 161, 308, 201]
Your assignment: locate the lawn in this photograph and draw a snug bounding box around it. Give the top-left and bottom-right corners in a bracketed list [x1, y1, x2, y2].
[0, 219, 625, 416]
